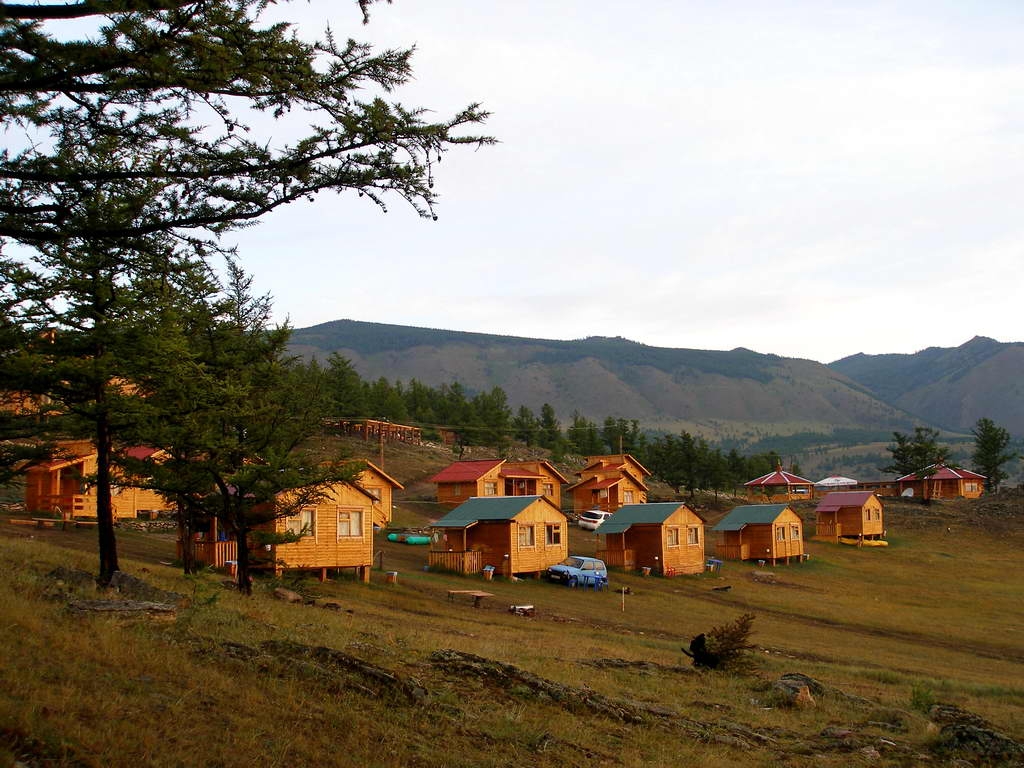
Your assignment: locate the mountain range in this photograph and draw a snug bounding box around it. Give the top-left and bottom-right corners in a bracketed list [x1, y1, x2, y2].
[289, 320, 1023, 444]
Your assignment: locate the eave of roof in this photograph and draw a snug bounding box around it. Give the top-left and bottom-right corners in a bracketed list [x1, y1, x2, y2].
[431, 495, 558, 528]
[428, 459, 504, 484]
[712, 504, 792, 531]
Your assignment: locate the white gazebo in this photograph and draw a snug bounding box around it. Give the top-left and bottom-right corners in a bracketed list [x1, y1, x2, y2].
[814, 475, 858, 488]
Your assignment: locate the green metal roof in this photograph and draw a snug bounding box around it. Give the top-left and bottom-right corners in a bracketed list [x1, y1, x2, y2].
[598, 502, 694, 535]
[431, 496, 549, 528]
[712, 504, 790, 532]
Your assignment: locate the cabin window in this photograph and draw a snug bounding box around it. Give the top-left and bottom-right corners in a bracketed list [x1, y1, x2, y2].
[623, 490, 635, 504]
[687, 526, 700, 545]
[666, 527, 680, 547]
[598, 488, 608, 499]
[776, 526, 786, 542]
[546, 523, 561, 546]
[451, 483, 462, 496]
[518, 524, 535, 548]
[790, 524, 800, 540]
[366, 487, 381, 500]
[337, 508, 363, 538]
[543, 483, 554, 497]
[286, 508, 316, 538]
[483, 482, 497, 496]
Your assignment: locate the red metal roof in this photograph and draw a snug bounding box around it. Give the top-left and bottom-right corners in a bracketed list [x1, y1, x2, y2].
[815, 491, 877, 513]
[896, 464, 986, 482]
[428, 460, 504, 484]
[124, 446, 159, 460]
[744, 468, 813, 487]
[499, 469, 545, 479]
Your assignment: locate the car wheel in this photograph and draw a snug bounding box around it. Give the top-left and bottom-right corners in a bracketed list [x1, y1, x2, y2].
[567, 576, 578, 588]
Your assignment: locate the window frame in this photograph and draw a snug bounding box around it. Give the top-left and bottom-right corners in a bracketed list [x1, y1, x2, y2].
[518, 524, 536, 548]
[286, 507, 316, 539]
[545, 523, 561, 546]
[666, 526, 680, 547]
[337, 507, 364, 539]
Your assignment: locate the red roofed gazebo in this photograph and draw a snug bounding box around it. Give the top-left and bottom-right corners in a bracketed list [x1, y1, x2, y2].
[896, 464, 985, 500]
[744, 464, 814, 503]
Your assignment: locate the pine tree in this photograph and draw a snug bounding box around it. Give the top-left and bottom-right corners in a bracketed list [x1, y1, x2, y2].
[971, 417, 1016, 492]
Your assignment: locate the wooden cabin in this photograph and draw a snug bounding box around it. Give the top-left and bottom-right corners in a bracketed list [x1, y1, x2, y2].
[258, 481, 377, 582]
[896, 464, 985, 500]
[24, 442, 172, 519]
[596, 502, 706, 575]
[566, 454, 650, 514]
[713, 504, 805, 565]
[353, 460, 404, 528]
[744, 464, 814, 502]
[429, 459, 505, 507]
[428, 459, 567, 509]
[428, 496, 568, 577]
[813, 491, 884, 543]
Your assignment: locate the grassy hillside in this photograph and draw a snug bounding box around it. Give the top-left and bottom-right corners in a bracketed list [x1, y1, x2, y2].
[2, 492, 1022, 767]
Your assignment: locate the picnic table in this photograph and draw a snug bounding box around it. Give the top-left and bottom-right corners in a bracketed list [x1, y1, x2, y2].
[447, 589, 494, 608]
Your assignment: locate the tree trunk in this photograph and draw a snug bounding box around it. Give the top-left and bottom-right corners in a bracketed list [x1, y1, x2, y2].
[234, 520, 252, 596]
[95, 411, 119, 586]
[177, 499, 195, 575]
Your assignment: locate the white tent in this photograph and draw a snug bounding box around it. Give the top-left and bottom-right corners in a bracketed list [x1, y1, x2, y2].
[814, 475, 858, 488]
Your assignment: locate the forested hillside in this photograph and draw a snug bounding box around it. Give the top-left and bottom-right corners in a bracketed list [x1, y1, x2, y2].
[290, 319, 921, 446]
[830, 337, 1024, 435]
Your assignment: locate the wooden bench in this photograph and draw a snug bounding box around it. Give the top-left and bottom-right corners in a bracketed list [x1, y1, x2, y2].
[74, 520, 99, 528]
[447, 589, 494, 608]
[32, 517, 69, 529]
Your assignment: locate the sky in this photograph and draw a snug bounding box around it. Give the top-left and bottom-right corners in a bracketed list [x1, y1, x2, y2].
[231, 0, 1024, 363]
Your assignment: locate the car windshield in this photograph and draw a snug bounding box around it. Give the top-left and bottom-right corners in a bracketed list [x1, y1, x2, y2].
[582, 511, 602, 519]
[560, 557, 585, 568]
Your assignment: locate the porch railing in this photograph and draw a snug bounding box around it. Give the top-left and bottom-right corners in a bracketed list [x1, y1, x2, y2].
[814, 521, 841, 541]
[428, 550, 484, 574]
[715, 543, 750, 561]
[177, 539, 238, 568]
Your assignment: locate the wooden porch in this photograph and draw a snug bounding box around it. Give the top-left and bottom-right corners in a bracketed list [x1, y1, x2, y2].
[813, 521, 841, 542]
[177, 538, 238, 568]
[595, 548, 636, 570]
[715, 542, 750, 561]
[32, 493, 92, 518]
[428, 550, 484, 574]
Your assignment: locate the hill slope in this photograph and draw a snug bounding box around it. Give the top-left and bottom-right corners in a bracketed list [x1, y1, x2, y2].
[830, 336, 1024, 435]
[290, 319, 920, 442]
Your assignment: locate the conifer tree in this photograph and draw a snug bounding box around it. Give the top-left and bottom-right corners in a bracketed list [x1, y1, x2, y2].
[971, 417, 1016, 492]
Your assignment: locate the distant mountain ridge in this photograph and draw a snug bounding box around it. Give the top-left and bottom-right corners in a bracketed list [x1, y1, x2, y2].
[289, 319, 929, 444]
[830, 336, 1024, 435]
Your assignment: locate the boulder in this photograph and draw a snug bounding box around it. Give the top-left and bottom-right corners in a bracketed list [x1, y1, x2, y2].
[273, 587, 304, 603]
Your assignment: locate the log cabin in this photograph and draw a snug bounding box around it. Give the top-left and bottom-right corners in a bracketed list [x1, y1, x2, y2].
[352, 460, 404, 528]
[428, 496, 568, 577]
[896, 463, 985, 500]
[24, 442, 172, 520]
[257, 481, 377, 582]
[566, 454, 650, 514]
[713, 504, 805, 565]
[744, 464, 814, 502]
[429, 459, 567, 509]
[596, 502, 706, 575]
[813, 491, 884, 543]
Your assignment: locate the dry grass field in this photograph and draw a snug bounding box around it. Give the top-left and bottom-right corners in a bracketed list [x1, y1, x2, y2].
[1, 491, 1022, 767]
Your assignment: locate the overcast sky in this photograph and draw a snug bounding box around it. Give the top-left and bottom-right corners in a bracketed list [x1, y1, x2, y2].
[233, 1, 1024, 363]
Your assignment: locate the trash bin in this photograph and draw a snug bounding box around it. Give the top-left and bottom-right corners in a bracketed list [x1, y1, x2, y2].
[385, 571, 398, 584]
[482, 565, 495, 581]
[640, 566, 652, 577]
